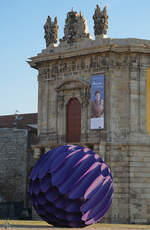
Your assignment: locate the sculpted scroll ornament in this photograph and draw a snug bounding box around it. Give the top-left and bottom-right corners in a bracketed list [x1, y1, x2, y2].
[93, 4, 108, 36]
[44, 16, 59, 47]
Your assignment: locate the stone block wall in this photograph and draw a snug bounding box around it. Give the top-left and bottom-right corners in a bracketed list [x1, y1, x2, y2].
[103, 144, 130, 224]
[99, 143, 150, 224]
[0, 128, 28, 203]
[129, 145, 150, 224]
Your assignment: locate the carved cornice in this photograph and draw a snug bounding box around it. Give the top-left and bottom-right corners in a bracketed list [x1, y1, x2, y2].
[36, 56, 149, 82]
[28, 38, 150, 70]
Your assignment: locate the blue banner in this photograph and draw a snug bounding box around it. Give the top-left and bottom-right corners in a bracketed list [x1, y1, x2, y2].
[91, 75, 104, 129]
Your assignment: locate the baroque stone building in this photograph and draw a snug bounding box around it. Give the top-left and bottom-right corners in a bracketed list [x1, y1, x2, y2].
[28, 6, 150, 224]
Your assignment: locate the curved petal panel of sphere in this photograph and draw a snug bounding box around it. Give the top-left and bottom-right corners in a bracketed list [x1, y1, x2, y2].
[29, 145, 113, 227]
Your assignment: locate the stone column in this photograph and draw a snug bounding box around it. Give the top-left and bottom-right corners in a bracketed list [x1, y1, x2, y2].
[99, 141, 106, 161]
[57, 91, 65, 143]
[42, 80, 49, 133]
[37, 80, 42, 136]
[139, 66, 147, 132]
[129, 65, 140, 132]
[80, 87, 90, 142]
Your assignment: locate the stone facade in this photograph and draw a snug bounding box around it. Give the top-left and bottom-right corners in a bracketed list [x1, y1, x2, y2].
[0, 128, 28, 203]
[28, 8, 150, 224]
[0, 114, 37, 219]
[0, 128, 29, 218]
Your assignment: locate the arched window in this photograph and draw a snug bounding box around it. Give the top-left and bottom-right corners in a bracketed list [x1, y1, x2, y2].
[66, 98, 81, 143]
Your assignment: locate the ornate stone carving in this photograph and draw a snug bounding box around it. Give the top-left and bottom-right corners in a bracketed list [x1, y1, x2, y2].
[80, 88, 90, 106]
[37, 55, 111, 81]
[44, 16, 59, 47]
[56, 79, 90, 92]
[93, 4, 108, 36]
[38, 67, 49, 80]
[60, 9, 90, 43]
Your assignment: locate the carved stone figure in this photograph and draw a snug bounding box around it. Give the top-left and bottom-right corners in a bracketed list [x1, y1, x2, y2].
[60, 9, 90, 43]
[93, 4, 108, 36]
[44, 16, 59, 47]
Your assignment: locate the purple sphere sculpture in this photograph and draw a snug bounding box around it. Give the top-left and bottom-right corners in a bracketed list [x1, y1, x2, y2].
[29, 145, 113, 227]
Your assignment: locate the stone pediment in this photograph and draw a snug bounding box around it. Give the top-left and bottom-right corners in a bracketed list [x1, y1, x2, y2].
[56, 78, 90, 92]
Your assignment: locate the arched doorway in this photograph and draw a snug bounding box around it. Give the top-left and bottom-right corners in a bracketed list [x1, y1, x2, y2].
[66, 98, 81, 143]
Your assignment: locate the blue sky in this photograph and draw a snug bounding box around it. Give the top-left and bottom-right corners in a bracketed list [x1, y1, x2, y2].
[1, 0, 150, 115]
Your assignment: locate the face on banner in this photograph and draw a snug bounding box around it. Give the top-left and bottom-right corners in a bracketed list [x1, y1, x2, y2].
[91, 75, 104, 129]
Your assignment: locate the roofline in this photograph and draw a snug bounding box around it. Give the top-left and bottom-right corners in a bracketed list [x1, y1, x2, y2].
[0, 112, 38, 117]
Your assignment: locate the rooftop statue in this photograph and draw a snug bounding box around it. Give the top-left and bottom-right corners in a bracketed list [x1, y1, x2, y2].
[44, 16, 59, 47]
[60, 9, 90, 43]
[93, 4, 108, 37]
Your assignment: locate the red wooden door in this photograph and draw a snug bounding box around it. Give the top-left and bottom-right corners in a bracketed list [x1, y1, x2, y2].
[66, 98, 81, 143]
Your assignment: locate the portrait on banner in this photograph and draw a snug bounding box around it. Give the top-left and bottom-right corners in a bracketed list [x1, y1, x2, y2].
[91, 75, 104, 129]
